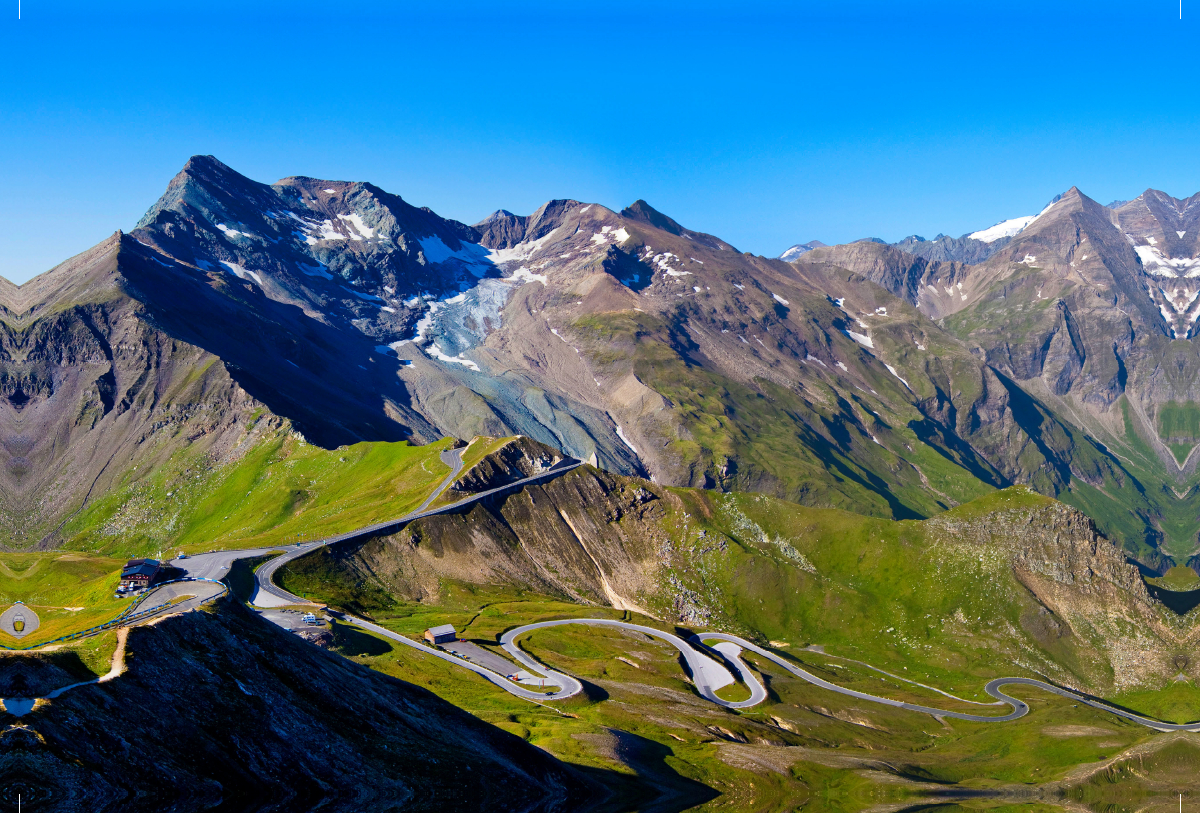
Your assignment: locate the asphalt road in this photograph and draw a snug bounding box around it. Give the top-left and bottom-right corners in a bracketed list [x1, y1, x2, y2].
[140, 446, 1200, 732]
[339, 613, 582, 702]
[500, 619, 761, 709]
[696, 632, 1027, 722]
[250, 451, 583, 607]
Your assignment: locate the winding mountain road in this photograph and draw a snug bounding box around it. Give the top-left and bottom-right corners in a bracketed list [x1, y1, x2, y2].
[499, 623, 1200, 732]
[250, 450, 583, 607]
[168, 447, 583, 606]
[146, 447, 1200, 733]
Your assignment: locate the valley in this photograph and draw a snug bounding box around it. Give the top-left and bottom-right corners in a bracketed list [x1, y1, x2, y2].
[4, 156, 1200, 810]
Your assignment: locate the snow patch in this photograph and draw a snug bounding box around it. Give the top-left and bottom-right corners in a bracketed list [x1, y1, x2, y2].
[884, 363, 912, 391]
[381, 306, 396, 314]
[338, 213, 375, 239]
[969, 215, 1036, 243]
[1136, 244, 1200, 278]
[216, 223, 248, 240]
[1018, 254, 1037, 265]
[591, 225, 631, 245]
[419, 235, 459, 264]
[844, 330, 874, 349]
[220, 261, 262, 285]
[772, 293, 790, 306]
[805, 354, 827, 367]
[323, 188, 337, 193]
[648, 252, 689, 277]
[424, 343, 481, 371]
[297, 261, 333, 280]
[835, 361, 848, 371]
[507, 267, 548, 285]
[615, 426, 639, 455]
[486, 228, 561, 266]
[343, 287, 383, 302]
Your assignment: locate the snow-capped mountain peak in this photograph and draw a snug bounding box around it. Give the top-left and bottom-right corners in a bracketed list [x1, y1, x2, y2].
[779, 240, 827, 261]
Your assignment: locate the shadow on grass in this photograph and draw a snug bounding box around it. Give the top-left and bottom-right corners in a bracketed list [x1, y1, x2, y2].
[0, 650, 99, 697]
[331, 622, 393, 657]
[570, 727, 720, 813]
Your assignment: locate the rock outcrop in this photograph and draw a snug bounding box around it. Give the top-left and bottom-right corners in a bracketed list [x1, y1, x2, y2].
[0, 600, 605, 812]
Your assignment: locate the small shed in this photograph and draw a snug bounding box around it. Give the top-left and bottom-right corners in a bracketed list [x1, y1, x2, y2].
[424, 624, 457, 645]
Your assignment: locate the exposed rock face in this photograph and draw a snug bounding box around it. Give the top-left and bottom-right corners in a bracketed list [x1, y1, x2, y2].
[891, 233, 1009, 264]
[926, 501, 1179, 691]
[0, 237, 285, 547]
[0, 602, 602, 813]
[283, 467, 667, 613]
[799, 186, 1200, 559]
[10, 156, 1200, 566]
[448, 436, 566, 497]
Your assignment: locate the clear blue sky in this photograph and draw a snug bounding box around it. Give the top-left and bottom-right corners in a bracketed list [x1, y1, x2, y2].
[0, 0, 1196, 282]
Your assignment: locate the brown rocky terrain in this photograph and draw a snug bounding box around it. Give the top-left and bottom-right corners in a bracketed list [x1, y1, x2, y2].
[925, 502, 1180, 691]
[0, 600, 608, 813]
[4, 155, 1197, 573]
[284, 439, 1180, 695]
[283, 465, 666, 614]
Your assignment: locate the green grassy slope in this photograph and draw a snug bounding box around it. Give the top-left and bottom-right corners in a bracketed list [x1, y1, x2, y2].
[60, 429, 456, 558]
[574, 309, 999, 522]
[299, 581, 1164, 808]
[0, 553, 130, 646]
[269, 476, 1200, 801]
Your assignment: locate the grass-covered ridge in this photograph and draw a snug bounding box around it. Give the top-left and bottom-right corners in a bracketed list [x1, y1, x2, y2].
[0, 553, 130, 646]
[283, 475, 1172, 705]
[572, 309, 999, 522]
[61, 429, 457, 558]
[297, 579, 1166, 805]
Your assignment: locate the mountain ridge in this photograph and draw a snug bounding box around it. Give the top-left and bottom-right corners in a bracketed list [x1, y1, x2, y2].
[6, 157, 1200, 570]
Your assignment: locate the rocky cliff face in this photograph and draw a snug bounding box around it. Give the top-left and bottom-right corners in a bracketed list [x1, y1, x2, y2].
[284, 467, 667, 614]
[925, 500, 1179, 691]
[447, 436, 567, 498]
[0, 235, 288, 548]
[9, 156, 1200, 568]
[797, 186, 1200, 561]
[0, 601, 603, 813]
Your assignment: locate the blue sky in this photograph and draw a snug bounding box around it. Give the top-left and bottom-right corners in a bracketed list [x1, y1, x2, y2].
[0, 0, 1196, 282]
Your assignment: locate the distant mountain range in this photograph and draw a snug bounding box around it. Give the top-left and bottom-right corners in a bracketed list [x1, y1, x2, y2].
[5, 157, 1200, 571]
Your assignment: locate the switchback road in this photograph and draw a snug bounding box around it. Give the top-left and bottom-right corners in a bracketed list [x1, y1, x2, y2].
[141, 449, 1200, 733]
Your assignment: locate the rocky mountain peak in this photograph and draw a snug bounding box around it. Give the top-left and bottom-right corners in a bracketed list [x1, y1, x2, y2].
[619, 200, 735, 252]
